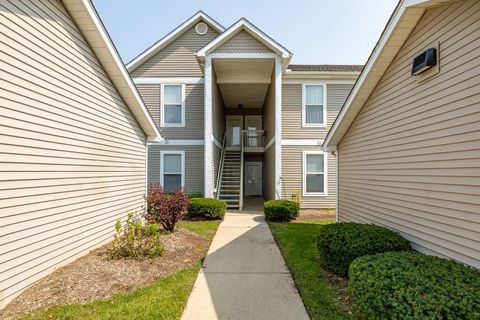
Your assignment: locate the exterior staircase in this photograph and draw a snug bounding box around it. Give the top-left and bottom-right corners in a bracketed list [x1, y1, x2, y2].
[218, 150, 241, 209]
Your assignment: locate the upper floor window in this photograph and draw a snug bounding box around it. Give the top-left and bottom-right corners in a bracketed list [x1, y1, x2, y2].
[302, 84, 326, 127]
[161, 84, 185, 127]
[303, 151, 327, 196]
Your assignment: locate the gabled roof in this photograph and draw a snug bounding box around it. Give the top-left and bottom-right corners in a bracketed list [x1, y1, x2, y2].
[288, 65, 363, 73]
[62, 0, 161, 140]
[196, 18, 292, 60]
[323, 0, 453, 151]
[126, 11, 225, 72]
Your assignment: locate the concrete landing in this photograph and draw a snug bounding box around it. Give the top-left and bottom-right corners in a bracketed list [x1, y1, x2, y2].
[181, 210, 310, 320]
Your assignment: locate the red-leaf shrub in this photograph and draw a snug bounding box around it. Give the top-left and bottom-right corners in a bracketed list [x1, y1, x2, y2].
[145, 184, 189, 232]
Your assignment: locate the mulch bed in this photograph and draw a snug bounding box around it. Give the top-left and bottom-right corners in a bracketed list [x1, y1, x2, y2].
[1, 228, 209, 320]
[294, 209, 336, 222]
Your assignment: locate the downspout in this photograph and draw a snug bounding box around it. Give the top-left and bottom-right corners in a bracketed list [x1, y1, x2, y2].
[335, 149, 339, 223]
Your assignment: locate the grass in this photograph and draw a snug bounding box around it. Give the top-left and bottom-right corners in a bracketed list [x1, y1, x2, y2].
[269, 219, 352, 320]
[25, 220, 220, 320]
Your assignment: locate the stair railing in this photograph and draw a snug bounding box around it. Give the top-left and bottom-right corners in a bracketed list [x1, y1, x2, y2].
[215, 133, 227, 199]
[239, 131, 245, 211]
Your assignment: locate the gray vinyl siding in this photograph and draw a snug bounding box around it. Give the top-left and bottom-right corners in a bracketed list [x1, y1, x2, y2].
[263, 144, 276, 200]
[136, 84, 204, 140]
[282, 83, 353, 138]
[147, 145, 204, 194]
[136, 84, 160, 126]
[131, 25, 219, 78]
[281, 146, 336, 208]
[214, 30, 272, 54]
[0, 0, 147, 307]
[212, 69, 225, 142]
[337, 0, 480, 268]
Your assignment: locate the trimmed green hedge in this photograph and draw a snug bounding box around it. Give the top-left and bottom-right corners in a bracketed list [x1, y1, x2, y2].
[187, 198, 226, 220]
[316, 222, 411, 276]
[349, 251, 480, 320]
[264, 200, 299, 222]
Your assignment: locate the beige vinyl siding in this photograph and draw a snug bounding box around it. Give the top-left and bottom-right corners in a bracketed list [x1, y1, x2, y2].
[337, 0, 480, 268]
[215, 30, 272, 54]
[263, 143, 276, 200]
[136, 84, 160, 126]
[131, 25, 219, 78]
[282, 146, 336, 208]
[0, 0, 147, 307]
[147, 145, 204, 194]
[282, 84, 353, 138]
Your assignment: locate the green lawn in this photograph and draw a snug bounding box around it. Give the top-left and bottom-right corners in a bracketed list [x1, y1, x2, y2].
[270, 219, 352, 320]
[25, 220, 220, 320]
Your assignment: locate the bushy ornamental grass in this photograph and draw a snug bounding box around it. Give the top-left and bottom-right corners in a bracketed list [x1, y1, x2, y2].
[146, 184, 189, 232]
[109, 213, 164, 259]
[316, 222, 411, 276]
[264, 200, 300, 222]
[349, 251, 480, 320]
[187, 198, 227, 220]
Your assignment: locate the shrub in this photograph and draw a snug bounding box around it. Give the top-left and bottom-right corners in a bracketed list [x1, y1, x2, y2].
[109, 213, 165, 259]
[316, 222, 411, 276]
[349, 251, 480, 320]
[145, 184, 189, 232]
[188, 198, 227, 220]
[264, 200, 300, 222]
[188, 192, 203, 199]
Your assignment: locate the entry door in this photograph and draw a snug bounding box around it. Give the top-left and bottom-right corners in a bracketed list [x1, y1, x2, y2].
[226, 116, 243, 147]
[245, 162, 262, 196]
[245, 116, 262, 147]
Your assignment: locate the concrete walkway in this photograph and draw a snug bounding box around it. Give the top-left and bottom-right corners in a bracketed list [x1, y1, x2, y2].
[181, 199, 310, 320]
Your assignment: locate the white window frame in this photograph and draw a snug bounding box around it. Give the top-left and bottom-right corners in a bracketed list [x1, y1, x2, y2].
[302, 83, 327, 128]
[161, 84, 185, 127]
[302, 151, 328, 196]
[160, 150, 185, 190]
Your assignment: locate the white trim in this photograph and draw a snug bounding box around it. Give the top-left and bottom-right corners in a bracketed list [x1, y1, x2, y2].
[265, 137, 275, 150]
[161, 84, 185, 127]
[160, 150, 185, 190]
[212, 135, 222, 149]
[323, 0, 445, 149]
[302, 151, 328, 197]
[65, 0, 161, 139]
[127, 11, 224, 71]
[134, 77, 204, 85]
[335, 150, 339, 222]
[149, 139, 204, 146]
[302, 83, 327, 128]
[209, 53, 279, 59]
[204, 56, 213, 197]
[197, 18, 291, 59]
[274, 58, 283, 199]
[282, 139, 324, 146]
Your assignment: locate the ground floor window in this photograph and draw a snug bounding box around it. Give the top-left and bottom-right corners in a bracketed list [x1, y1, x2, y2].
[160, 151, 185, 192]
[302, 151, 327, 196]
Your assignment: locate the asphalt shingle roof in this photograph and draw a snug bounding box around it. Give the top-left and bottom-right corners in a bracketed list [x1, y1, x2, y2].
[287, 64, 363, 72]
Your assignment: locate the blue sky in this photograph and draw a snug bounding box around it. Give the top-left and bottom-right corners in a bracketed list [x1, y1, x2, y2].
[92, 0, 398, 66]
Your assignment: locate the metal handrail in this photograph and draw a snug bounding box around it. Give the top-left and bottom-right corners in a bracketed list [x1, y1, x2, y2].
[215, 133, 227, 199]
[241, 130, 265, 148]
[239, 132, 244, 211]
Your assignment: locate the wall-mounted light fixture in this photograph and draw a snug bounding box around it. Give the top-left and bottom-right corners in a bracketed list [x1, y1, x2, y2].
[412, 48, 437, 76]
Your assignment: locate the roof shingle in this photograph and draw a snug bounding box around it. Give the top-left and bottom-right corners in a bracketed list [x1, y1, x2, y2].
[287, 64, 363, 72]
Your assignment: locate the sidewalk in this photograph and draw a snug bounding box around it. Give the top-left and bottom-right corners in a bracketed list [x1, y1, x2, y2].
[181, 203, 310, 320]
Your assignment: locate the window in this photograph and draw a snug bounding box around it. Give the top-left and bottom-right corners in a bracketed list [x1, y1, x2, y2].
[161, 84, 184, 127]
[302, 84, 326, 127]
[160, 151, 185, 192]
[303, 151, 327, 196]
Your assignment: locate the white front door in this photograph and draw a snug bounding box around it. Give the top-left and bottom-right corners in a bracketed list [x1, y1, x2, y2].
[245, 162, 262, 196]
[226, 115, 243, 147]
